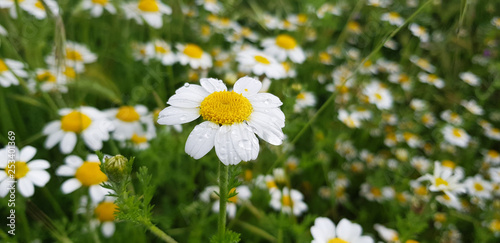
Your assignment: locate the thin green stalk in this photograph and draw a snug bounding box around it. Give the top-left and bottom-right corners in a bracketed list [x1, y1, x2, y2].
[218, 161, 229, 241]
[145, 221, 179, 243]
[233, 219, 277, 242]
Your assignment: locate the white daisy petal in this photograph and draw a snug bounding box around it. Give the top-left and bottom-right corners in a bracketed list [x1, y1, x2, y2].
[214, 125, 241, 165]
[27, 160, 50, 170]
[311, 217, 336, 241]
[247, 93, 283, 108]
[61, 178, 82, 194]
[60, 132, 77, 154]
[45, 130, 65, 149]
[185, 121, 219, 159]
[18, 178, 35, 197]
[101, 222, 116, 238]
[233, 77, 262, 97]
[26, 170, 50, 187]
[56, 165, 76, 176]
[20, 146, 37, 162]
[157, 106, 200, 125]
[0, 179, 14, 197]
[167, 88, 206, 108]
[230, 123, 259, 161]
[200, 78, 227, 93]
[65, 155, 84, 168]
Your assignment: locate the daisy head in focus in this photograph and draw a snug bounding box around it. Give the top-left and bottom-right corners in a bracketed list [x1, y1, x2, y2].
[310, 217, 374, 243]
[270, 187, 308, 216]
[157, 77, 285, 165]
[261, 34, 305, 63]
[200, 185, 251, 218]
[82, 0, 117, 17]
[122, 0, 172, 29]
[176, 43, 213, 69]
[0, 146, 50, 198]
[417, 161, 466, 198]
[0, 58, 28, 87]
[42, 106, 114, 154]
[236, 48, 286, 79]
[78, 196, 119, 238]
[56, 154, 113, 203]
[45, 41, 97, 73]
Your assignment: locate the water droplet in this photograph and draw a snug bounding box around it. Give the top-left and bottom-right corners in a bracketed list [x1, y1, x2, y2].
[179, 115, 187, 121]
[184, 83, 190, 87]
[238, 140, 252, 150]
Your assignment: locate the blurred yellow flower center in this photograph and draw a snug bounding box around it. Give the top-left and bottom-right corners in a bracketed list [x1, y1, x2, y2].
[406, 240, 419, 243]
[92, 0, 108, 5]
[328, 238, 348, 243]
[155, 45, 169, 54]
[138, 0, 159, 12]
[490, 220, 500, 231]
[254, 55, 270, 64]
[0, 59, 8, 72]
[228, 188, 238, 203]
[492, 128, 500, 134]
[297, 14, 307, 23]
[116, 106, 140, 122]
[37, 71, 57, 82]
[371, 187, 382, 197]
[6, 162, 29, 179]
[282, 62, 291, 72]
[94, 202, 118, 222]
[435, 177, 448, 187]
[266, 180, 277, 189]
[347, 21, 360, 31]
[415, 186, 427, 195]
[200, 91, 253, 125]
[488, 150, 499, 158]
[276, 34, 297, 50]
[75, 162, 108, 186]
[452, 128, 462, 138]
[35, 0, 44, 9]
[296, 93, 305, 100]
[131, 133, 148, 144]
[363, 60, 372, 67]
[474, 183, 484, 191]
[282, 195, 293, 207]
[66, 49, 83, 61]
[183, 44, 203, 59]
[63, 67, 76, 79]
[434, 213, 446, 222]
[442, 160, 455, 168]
[60, 111, 92, 133]
[389, 12, 400, 18]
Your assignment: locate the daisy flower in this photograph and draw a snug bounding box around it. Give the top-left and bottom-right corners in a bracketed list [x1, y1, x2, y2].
[374, 224, 399, 243]
[0, 24, 7, 36]
[82, 0, 117, 17]
[316, 3, 341, 18]
[0, 0, 31, 18]
[42, 107, 114, 154]
[202, 185, 251, 219]
[94, 198, 119, 237]
[440, 110, 462, 125]
[254, 174, 279, 192]
[367, 0, 392, 8]
[346, 21, 362, 34]
[105, 105, 154, 141]
[460, 99, 484, 115]
[436, 193, 463, 210]
[338, 109, 361, 128]
[310, 217, 374, 243]
[270, 187, 308, 216]
[409, 23, 429, 42]
[418, 72, 444, 88]
[145, 39, 176, 65]
[0, 58, 28, 87]
[122, 0, 172, 29]
[28, 68, 69, 93]
[363, 81, 393, 110]
[195, 0, 222, 13]
[176, 43, 212, 69]
[388, 73, 411, 90]
[465, 175, 492, 199]
[0, 146, 50, 198]
[56, 154, 113, 203]
[485, 127, 500, 141]
[261, 34, 305, 63]
[442, 125, 470, 148]
[411, 156, 431, 174]
[491, 17, 500, 29]
[459, 71, 480, 86]
[410, 55, 435, 73]
[45, 41, 97, 73]
[483, 150, 500, 165]
[294, 91, 316, 112]
[157, 77, 285, 165]
[381, 12, 404, 26]
[417, 162, 466, 198]
[22, 0, 59, 19]
[236, 49, 286, 79]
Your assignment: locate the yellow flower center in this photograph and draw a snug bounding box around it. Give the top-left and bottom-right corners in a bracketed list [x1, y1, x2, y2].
[415, 186, 428, 196]
[228, 188, 238, 203]
[434, 213, 446, 222]
[5, 162, 30, 180]
[297, 14, 307, 23]
[37, 71, 57, 82]
[319, 52, 331, 63]
[155, 45, 169, 54]
[60, 111, 92, 133]
[371, 187, 382, 197]
[244, 169, 252, 181]
[66, 49, 83, 61]
[63, 67, 76, 79]
[389, 12, 400, 19]
[94, 201, 118, 222]
[183, 44, 204, 59]
[363, 60, 372, 67]
[131, 133, 148, 144]
[396, 193, 407, 203]
[474, 182, 484, 191]
[199, 91, 253, 125]
[417, 59, 429, 68]
[490, 220, 500, 232]
[241, 27, 252, 37]
[488, 150, 499, 158]
[492, 128, 500, 134]
[374, 93, 383, 100]
[254, 55, 270, 65]
[266, 180, 277, 189]
[442, 160, 456, 168]
[116, 106, 140, 122]
[0, 59, 9, 72]
[92, 0, 108, 5]
[35, 0, 45, 9]
[435, 177, 449, 187]
[275, 34, 297, 50]
[138, 0, 159, 12]
[282, 195, 293, 207]
[328, 238, 348, 243]
[347, 21, 360, 32]
[452, 128, 462, 138]
[75, 162, 108, 186]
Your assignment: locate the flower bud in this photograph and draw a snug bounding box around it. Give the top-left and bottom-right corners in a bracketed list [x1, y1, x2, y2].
[104, 155, 129, 182]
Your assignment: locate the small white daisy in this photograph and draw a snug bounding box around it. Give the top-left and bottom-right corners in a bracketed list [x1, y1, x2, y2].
[176, 43, 212, 69]
[465, 175, 492, 199]
[236, 49, 286, 79]
[261, 34, 305, 63]
[56, 154, 113, 203]
[145, 39, 177, 65]
[381, 12, 404, 26]
[417, 162, 466, 198]
[0, 58, 28, 87]
[45, 41, 97, 73]
[459, 72, 480, 86]
[418, 72, 445, 88]
[195, 0, 222, 13]
[410, 55, 435, 73]
[338, 109, 361, 128]
[316, 3, 341, 18]
[0, 146, 50, 198]
[42, 107, 114, 154]
[122, 0, 172, 29]
[491, 17, 500, 29]
[22, 0, 59, 19]
[374, 224, 399, 243]
[363, 81, 393, 110]
[294, 91, 316, 112]
[0, 24, 7, 36]
[460, 99, 484, 115]
[485, 127, 500, 141]
[105, 105, 154, 141]
[270, 187, 308, 216]
[483, 150, 500, 165]
[442, 125, 470, 148]
[205, 185, 252, 219]
[310, 217, 374, 243]
[409, 23, 429, 42]
[82, 0, 117, 17]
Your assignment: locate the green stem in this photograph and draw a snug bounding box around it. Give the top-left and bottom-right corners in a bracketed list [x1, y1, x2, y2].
[218, 162, 229, 241]
[233, 219, 277, 242]
[145, 221, 178, 243]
